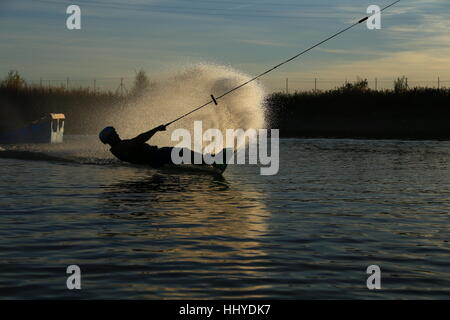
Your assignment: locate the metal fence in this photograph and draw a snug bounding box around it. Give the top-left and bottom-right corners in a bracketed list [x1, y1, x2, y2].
[260, 77, 449, 93]
[25, 76, 449, 94]
[26, 77, 135, 95]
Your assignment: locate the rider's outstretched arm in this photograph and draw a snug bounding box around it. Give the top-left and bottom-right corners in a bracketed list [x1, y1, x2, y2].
[131, 125, 166, 144]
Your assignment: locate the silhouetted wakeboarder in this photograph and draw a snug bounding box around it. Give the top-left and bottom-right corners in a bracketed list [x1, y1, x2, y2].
[99, 125, 227, 172]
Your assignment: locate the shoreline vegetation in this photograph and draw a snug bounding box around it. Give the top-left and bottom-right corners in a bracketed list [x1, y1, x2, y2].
[1, 71, 449, 140]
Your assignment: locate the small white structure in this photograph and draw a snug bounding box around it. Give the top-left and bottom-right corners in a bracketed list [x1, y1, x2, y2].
[50, 113, 65, 143]
[0, 113, 65, 144]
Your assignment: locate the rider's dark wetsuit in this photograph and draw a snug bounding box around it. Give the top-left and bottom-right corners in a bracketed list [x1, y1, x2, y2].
[109, 127, 204, 168]
[110, 140, 174, 168]
[105, 126, 175, 168]
[106, 126, 223, 169]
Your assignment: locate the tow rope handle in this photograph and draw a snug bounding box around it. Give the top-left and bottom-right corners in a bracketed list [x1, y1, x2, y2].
[210, 94, 218, 106]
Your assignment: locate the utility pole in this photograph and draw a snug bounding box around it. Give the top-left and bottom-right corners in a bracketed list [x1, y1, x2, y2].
[285, 78, 289, 94]
[314, 78, 317, 92]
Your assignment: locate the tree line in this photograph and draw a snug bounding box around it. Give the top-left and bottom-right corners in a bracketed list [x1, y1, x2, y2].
[1, 71, 450, 139]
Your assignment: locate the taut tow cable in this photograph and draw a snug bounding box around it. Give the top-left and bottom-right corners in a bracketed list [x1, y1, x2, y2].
[164, 0, 401, 127]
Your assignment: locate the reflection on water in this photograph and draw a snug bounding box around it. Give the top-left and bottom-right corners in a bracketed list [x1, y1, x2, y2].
[97, 171, 271, 298]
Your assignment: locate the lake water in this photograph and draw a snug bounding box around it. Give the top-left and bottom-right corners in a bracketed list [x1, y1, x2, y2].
[1, 137, 449, 299]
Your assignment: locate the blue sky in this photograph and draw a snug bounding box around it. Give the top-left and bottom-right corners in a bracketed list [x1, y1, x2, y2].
[1, 0, 449, 91]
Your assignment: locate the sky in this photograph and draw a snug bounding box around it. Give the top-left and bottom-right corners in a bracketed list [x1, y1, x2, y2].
[0, 0, 449, 91]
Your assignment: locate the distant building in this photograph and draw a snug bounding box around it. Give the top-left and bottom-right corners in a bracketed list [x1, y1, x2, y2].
[0, 113, 65, 144]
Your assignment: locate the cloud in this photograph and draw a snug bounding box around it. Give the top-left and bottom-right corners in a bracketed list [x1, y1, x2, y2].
[237, 39, 292, 48]
[310, 48, 450, 80]
[2, 0, 449, 91]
